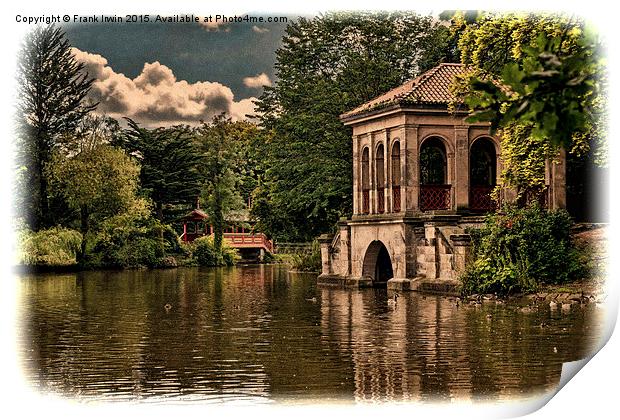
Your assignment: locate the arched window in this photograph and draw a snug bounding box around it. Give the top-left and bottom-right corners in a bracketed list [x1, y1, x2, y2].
[470, 137, 497, 212]
[361, 147, 370, 214]
[420, 137, 450, 210]
[376, 144, 385, 213]
[420, 137, 447, 185]
[391, 141, 401, 212]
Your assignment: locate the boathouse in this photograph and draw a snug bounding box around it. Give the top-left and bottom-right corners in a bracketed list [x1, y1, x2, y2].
[318, 63, 566, 291]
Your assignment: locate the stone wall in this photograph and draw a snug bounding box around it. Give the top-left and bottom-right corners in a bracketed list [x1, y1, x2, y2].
[318, 215, 475, 291]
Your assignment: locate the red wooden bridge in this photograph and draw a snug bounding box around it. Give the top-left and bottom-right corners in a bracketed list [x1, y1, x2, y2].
[222, 232, 273, 253]
[180, 231, 273, 253]
[179, 208, 273, 256]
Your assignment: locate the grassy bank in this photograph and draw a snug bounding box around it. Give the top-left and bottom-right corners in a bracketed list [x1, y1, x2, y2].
[15, 227, 240, 270]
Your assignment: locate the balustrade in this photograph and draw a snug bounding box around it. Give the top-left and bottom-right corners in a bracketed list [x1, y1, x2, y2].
[420, 185, 451, 211]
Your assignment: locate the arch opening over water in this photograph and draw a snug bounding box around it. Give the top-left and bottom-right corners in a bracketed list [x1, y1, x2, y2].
[362, 240, 394, 287]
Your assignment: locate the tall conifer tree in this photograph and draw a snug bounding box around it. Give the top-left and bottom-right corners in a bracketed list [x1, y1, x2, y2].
[17, 24, 96, 229]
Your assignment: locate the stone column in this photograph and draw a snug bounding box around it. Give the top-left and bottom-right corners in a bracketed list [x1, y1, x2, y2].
[404, 124, 419, 212]
[390, 125, 407, 213]
[352, 134, 360, 215]
[382, 130, 389, 213]
[337, 220, 351, 276]
[318, 234, 333, 275]
[385, 129, 392, 213]
[403, 223, 418, 278]
[369, 132, 376, 214]
[451, 234, 471, 275]
[550, 148, 567, 209]
[454, 126, 469, 212]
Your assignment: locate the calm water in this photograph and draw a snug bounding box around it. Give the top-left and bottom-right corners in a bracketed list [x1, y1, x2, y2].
[17, 265, 604, 404]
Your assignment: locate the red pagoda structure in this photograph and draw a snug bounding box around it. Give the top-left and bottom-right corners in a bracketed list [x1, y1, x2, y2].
[179, 206, 273, 261]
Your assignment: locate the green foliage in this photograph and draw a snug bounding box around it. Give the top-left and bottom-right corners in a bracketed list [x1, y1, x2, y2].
[16, 24, 96, 230]
[281, 240, 322, 272]
[190, 236, 239, 267]
[454, 12, 585, 74]
[119, 119, 203, 222]
[494, 123, 559, 200]
[47, 138, 142, 262]
[195, 114, 247, 253]
[89, 202, 175, 268]
[448, 12, 607, 199]
[464, 31, 603, 149]
[253, 12, 456, 241]
[48, 143, 140, 221]
[16, 227, 82, 266]
[461, 206, 583, 296]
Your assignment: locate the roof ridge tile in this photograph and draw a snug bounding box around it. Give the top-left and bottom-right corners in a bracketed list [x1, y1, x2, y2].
[341, 63, 466, 120]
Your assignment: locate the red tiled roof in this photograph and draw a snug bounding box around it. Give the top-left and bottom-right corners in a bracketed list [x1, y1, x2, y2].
[340, 63, 466, 120]
[183, 209, 209, 220]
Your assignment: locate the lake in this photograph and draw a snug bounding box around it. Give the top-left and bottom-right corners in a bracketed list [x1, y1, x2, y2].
[17, 265, 604, 404]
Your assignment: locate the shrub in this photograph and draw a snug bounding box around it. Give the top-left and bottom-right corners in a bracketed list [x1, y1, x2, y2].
[191, 235, 239, 266]
[192, 236, 219, 266]
[460, 205, 583, 296]
[221, 244, 240, 266]
[285, 240, 321, 272]
[90, 212, 170, 268]
[16, 227, 82, 266]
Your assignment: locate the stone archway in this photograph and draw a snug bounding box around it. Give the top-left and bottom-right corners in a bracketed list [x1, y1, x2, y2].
[362, 240, 394, 287]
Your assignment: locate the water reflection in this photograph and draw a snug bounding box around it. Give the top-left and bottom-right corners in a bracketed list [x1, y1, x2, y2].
[18, 266, 602, 404]
[320, 288, 601, 403]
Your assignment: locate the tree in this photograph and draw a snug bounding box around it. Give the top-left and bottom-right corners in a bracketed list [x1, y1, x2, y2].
[448, 12, 606, 201]
[254, 12, 456, 241]
[16, 24, 96, 229]
[119, 119, 203, 223]
[464, 31, 603, 150]
[47, 139, 142, 263]
[195, 114, 245, 254]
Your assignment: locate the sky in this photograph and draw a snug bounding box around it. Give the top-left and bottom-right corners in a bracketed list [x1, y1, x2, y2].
[62, 16, 292, 126]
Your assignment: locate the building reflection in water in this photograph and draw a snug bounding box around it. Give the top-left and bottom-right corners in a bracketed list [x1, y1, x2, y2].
[19, 267, 602, 403]
[319, 287, 600, 403]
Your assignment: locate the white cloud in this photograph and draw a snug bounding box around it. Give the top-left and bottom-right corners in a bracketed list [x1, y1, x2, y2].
[72, 48, 256, 126]
[252, 25, 270, 33]
[242, 73, 272, 89]
[198, 19, 230, 32]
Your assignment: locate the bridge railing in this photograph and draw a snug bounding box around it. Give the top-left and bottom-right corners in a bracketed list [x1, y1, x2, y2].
[224, 233, 273, 253]
[274, 242, 313, 255]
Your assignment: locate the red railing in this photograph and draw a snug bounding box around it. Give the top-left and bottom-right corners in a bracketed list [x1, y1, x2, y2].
[470, 186, 496, 212]
[182, 231, 273, 252]
[224, 233, 273, 253]
[377, 188, 385, 213]
[362, 190, 370, 214]
[392, 186, 401, 212]
[420, 185, 451, 211]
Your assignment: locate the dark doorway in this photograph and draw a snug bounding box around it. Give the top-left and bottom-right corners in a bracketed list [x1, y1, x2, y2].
[469, 137, 497, 212]
[567, 151, 609, 222]
[362, 240, 394, 287]
[420, 137, 451, 211]
[374, 245, 393, 285]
